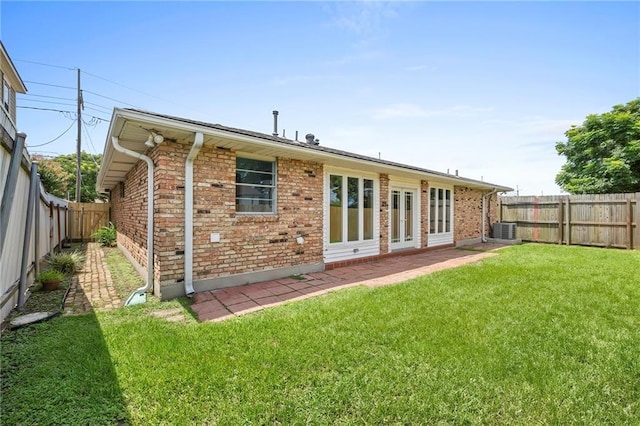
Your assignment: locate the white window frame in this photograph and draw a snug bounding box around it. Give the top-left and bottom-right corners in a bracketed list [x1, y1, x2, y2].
[235, 154, 277, 215]
[324, 167, 380, 263]
[428, 184, 454, 247]
[389, 181, 421, 250]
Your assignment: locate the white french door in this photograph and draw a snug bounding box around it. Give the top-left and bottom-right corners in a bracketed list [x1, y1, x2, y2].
[390, 187, 418, 250]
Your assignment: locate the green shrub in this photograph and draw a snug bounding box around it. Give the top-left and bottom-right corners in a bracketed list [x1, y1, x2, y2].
[48, 250, 84, 274]
[36, 270, 64, 283]
[93, 222, 117, 247]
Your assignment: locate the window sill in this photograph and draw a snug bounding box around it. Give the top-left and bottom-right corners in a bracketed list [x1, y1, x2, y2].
[234, 214, 279, 223]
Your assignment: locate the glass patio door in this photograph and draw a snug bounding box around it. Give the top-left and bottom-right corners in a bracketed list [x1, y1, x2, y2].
[390, 188, 416, 250]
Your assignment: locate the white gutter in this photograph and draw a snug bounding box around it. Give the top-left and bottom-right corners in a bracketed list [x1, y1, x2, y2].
[481, 188, 499, 243]
[184, 132, 204, 297]
[111, 136, 155, 305]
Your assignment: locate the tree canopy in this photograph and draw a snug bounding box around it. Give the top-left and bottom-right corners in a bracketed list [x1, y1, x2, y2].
[555, 98, 640, 194]
[36, 152, 106, 202]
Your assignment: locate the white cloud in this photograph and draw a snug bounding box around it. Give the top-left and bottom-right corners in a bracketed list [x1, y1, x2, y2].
[404, 64, 436, 72]
[329, 2, 399, 36]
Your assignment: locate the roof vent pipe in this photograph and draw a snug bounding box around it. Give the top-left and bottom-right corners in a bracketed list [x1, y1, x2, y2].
[272, 110, 279, 137]
[305, 133, 319, 145]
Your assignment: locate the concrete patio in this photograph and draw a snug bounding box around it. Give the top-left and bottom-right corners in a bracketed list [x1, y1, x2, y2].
[190, 243, 510, 322]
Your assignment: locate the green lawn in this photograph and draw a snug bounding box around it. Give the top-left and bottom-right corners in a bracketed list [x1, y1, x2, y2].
[2, 244, 639, 424]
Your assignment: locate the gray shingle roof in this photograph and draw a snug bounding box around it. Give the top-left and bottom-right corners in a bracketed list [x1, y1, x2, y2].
[124, 108, 511, 191]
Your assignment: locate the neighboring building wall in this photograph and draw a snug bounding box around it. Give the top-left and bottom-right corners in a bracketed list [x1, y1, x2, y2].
[453, 186, 499, 241]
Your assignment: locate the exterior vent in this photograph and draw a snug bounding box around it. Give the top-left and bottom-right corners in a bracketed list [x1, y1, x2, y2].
[493, 222, 516, 240]
[305, 133, 319, 145]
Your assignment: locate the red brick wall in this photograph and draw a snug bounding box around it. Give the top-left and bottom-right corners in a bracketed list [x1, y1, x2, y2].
[420, 180, 429, 247]
[110, 158, 150, 274]
[379, 174, 389, 254]
[150, 141, 324, 289]
[454, 187, 499, 241]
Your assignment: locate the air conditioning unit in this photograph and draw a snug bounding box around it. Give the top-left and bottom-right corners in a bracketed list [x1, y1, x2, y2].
[493, 222, 517, 240]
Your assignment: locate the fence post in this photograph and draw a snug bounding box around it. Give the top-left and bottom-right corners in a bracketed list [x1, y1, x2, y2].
[626, 198, 632, 249]
[18, 162, 39, 311]
[557, 199, 563, 245]
[565, 197, 571, 246]
[34, 173, 40, 277]
[635, 192, 640, 250]
[0, 132, 26, 256]
[80, 206, 84, 242]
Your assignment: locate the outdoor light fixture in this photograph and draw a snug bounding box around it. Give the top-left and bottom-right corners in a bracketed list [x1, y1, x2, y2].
[144, 134, 155, 148]
[151, 132, 164, 144]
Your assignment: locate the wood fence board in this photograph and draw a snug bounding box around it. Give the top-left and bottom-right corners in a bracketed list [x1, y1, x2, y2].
[499, 193, 638, 249]
[68, 202, 111, 241]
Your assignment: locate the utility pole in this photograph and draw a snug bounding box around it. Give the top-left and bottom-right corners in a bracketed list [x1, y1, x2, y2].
[76, 68, 82, 202]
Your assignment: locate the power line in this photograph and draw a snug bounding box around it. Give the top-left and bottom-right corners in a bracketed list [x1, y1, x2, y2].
[82, 89, 142, 109]
[81, 119, 104, 165]
[18, 106, 74, 113]
[81, 69, 172, 104]
[18, 93, 76, 102]
[23, 80, 75, 90]
[18, 98, 77, 108]
[17, 106, 110, 122]
[84, 106, 112, 116]
[83, 101, 112, 112]
[27, 119, 77, 148]
[14, 58, 75, 71]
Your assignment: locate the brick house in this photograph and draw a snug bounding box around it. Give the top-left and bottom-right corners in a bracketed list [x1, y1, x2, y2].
[97, 108, 512, 301]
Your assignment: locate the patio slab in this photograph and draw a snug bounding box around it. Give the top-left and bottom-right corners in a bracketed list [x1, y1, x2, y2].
[192, 244, 510, 322]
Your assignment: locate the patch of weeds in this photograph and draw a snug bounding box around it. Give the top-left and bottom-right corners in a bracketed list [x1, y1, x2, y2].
[93, 222, 117, 247]
[47, 250, 85, 274]
[103, 247, 145, 300]
[290, 274, 306, 280]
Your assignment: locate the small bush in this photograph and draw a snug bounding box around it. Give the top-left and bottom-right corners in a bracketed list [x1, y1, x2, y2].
[93, 222, 117, 247]
[48, 251, 84, 274]
[36, 270, 64, 283]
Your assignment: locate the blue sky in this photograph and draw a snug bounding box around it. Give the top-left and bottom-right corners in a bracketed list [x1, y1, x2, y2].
[2, 1, 638, 195]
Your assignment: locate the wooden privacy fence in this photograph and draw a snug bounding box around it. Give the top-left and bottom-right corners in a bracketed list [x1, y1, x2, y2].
[499, 193, 640, 249]
[68, 202, 111, 242]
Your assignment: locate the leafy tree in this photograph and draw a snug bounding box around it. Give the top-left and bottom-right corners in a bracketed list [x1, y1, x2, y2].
[555, 98, 640, 194]
[35, 152, 106, 202]
[34, 155, 68, 199]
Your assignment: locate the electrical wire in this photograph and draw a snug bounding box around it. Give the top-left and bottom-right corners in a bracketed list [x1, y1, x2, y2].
[23, 80, 76, 90]
[18, 98, 77, 108]
[17, 106, 110, 123]
[18, 93, 76, 102]
[81, 69, 174, 104]
[82, 89, 142, 109]
[27, 119, 77, 148]
[81, 119, 104, 165]
[14, 58, 75, 70]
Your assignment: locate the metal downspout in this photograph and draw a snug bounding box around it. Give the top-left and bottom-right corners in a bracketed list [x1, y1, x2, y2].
[184, 132, 204, 297]
[481, 188, 499, 243]
[111, 137, 155, 306]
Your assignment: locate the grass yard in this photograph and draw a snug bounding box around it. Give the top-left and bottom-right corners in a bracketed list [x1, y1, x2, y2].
[1, 244, 639, 424]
